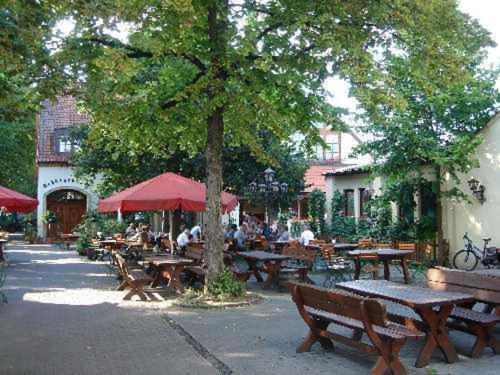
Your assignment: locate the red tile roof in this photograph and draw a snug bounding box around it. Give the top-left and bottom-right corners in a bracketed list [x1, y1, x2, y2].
[304, 165, 333, 192]
[304, 164, 356, 192]
[37, 96, 89, 164]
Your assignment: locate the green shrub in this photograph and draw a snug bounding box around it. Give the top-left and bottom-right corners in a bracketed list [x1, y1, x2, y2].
[207, 268, 245, 300]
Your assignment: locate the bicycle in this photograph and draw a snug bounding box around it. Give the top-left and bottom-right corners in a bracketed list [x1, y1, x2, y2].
[453, 233, 498, 271]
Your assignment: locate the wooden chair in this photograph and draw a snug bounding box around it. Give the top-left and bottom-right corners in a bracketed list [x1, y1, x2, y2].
[289, 282, 423, 375]
[320, 245, 351, 287]
[372, 242, 392, 249]
[114, 254, 152, 301]
[281, 246, 316, 285]
[358, 251, 380, 280]
[358, 238, 373, 249]
[396, 242, 424, 278]
[427, 267, 500, 357]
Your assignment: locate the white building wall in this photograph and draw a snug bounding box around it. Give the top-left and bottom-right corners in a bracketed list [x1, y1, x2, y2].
[340, 133, 372, 165]
[37, 165, 99, 238]
[325, 172, 383, 220]
[442, 113, 500, 257]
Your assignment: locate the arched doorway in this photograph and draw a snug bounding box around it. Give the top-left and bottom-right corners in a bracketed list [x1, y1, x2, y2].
[46, 189, 87, 238]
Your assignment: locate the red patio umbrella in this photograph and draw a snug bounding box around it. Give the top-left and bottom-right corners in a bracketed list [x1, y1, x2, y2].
[98, 172, 238, 213]
[0, 185, 39, 212]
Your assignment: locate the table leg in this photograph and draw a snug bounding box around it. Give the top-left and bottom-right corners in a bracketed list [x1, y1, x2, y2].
[150, 266, 162, 288]
[353, 258, 361, 280]
[164, 266, 185, 294]
[383, 260, 390, 281]
[246, 259, 264, 282]
[263, 261, 281, 289]
[415, 305, 457, 368]
[401, 258, 411, 284]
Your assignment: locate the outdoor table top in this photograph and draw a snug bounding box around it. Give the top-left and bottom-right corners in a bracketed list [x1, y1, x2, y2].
[347, 249, 414, 258]
[236, 250, 290, 262]
[269, 240, 289, 245]
[337, 279, 474, 308]
[0, 239, 7, 242]
[333, 243, 359, 250]
[148, 255, 193, 266]
[470, 268, 500, 277]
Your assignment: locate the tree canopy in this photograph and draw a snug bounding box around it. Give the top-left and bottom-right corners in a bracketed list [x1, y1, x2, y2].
[39, 0, 497, 280]
[70, 125, 307, 200]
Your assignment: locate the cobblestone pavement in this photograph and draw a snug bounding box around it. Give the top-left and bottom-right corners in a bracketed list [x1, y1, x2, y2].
[1, 242, 499, 375]
[0, 242, 218, 375]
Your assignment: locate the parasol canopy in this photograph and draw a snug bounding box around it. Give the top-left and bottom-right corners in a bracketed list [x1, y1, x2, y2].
[98, 172, 238, 213]
[0, 185, 39, 212]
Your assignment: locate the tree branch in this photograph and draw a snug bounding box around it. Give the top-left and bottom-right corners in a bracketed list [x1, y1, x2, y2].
[86, 37, 207, 71]
[161, 70, 207, 109]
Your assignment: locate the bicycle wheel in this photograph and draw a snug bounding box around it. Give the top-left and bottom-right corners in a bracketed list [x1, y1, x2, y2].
[453, 249, 478, 271]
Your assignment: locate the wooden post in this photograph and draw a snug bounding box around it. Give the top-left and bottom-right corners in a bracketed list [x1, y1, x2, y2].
[169, 210, 174, 253]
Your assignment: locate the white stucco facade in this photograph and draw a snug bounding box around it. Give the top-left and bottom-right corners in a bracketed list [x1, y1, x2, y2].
[442, 113, 500, 256]
[36, 165, 99, 238]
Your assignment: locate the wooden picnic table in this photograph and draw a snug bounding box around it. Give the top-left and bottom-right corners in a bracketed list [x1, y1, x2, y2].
[148, 255, 193, 293]
[348, 248, 414, 284]
[190, 241, 204, 249]
[0, 239, 7, 262]
[236, 251, 290, 289]
[337, 279, 474, 368]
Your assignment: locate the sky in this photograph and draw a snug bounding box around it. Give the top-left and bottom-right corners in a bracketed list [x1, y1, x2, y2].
[326, 0, 500, 116]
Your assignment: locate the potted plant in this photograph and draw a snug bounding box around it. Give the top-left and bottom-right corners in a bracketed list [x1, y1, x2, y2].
[42, 211, 57, 241]
[24, 223, 37, 244]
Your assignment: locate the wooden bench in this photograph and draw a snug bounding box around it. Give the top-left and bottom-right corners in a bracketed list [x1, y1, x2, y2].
[427, 267, 500, 357]
[184, 247, 207, 284]
[281, 246, 316, 284]
[114, 254, 152, 301]
[289, 282, 423, 375]
[320, 245, 352, 286]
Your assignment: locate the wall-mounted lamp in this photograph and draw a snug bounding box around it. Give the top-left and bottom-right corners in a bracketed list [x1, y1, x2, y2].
[468, 177, 486, 205]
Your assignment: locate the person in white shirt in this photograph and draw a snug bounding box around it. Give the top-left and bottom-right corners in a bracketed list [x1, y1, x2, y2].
[190, 224, 201, 239]
[125, 223, 136, 239]
[299, 226, 315, 246]
[177, 229, 191, 248]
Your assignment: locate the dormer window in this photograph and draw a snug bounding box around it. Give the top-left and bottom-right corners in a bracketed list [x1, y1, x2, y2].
[54, 128, 78, 154]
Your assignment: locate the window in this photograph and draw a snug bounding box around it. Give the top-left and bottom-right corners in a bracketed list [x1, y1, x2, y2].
[344, 189, 355, 217]
[312, 133, 341, 161]
[359, 188, 370, 217]
[54, 128, 78, 154]
[398, 188, 415, 224]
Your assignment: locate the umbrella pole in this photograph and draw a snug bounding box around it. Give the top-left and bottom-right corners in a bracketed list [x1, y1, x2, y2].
[169, 210, 174, 254]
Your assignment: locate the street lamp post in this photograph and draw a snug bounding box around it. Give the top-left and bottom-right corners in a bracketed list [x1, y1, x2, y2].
[248, 168, 288, 223]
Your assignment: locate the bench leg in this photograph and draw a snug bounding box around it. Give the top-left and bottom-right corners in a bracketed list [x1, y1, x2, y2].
[415, 305, 457, 367]
[297, 319, 334, 353]
[116, 281, 128, 291]
[468, 324, 499, 358]
[123, 289, 136, 300]
[371, 339, 407, 375]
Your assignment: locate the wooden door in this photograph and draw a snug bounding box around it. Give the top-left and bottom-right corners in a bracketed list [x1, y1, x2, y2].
[46, 190, 86, 238]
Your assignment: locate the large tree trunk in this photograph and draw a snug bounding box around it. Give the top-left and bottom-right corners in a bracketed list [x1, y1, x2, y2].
[205, 0, 228, 284]
[205, 108, 225, 282]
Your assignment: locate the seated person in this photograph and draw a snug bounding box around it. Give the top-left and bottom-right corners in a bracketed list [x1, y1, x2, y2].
[125, 223, 137, 239]
[145, 225, 155, 244]
[190, 223, 202, 240]
[233, 225, 247, 250]
[224, 224, 237, 239]
[176, 229, 191, 253]
[299, 226, 315, 246]
[277, 225, 290, 241]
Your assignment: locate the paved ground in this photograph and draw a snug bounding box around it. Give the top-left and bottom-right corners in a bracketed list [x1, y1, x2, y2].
[0, 242, 218, 375]
[1, 242, 499, 374]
